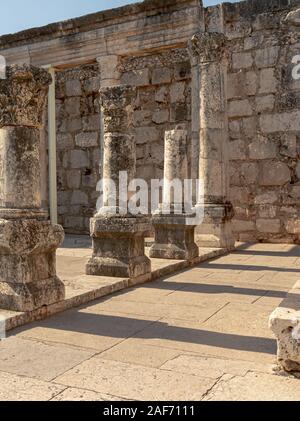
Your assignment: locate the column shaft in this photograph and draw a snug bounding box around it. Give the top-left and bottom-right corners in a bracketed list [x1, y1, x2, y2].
[0, 65, 65, 312]
[189, 32, 235, 250]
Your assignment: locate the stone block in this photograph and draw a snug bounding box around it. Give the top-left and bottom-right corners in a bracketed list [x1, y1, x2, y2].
[121, 69, 150, 87]
[232, 220, 255, 232]
[174, 62, 191, 80]
[249, 137, 277, 160]
[232, 52, 253, 70]
[270, 307, 300, 372]
[255, 46, 280, 68]
[152, 109, 169, 124]
[255, 95, 275, 113]
[228, 100, 253, 118]
[65, 80, 82, 97]
[66, 117, 82, 133]
[170, 82, 185, 103]
[241, 117, 257, 138]
[57, 133, 74, 150]
[150, 214, 198, 261]
[286, 219, 300, 235]
[255, 191, 278, 205]
[256, 219, 281, 233]
[0, 220, 65, 312]
[260, 162, 291, 186]
[133, 110, 152, 126]
[70, 150, 89, 169]
[230, 187, 249, 204]
[65, 97, 81, 117]
[64, 216, 84, 229]
[58, 191, 71, 206]
[71, 190, 89, 206]
[86, 216, 151, 279]
[83, 77, 100, 94]
[75, 132, 98, 148]
[240, 162, 258, 184]
[258, 68, 278, 94]
[229, 139, 246, 160]
[152, 67, 172, 85]
[258, 205, 277, 219]
[227, 71, 257, 99]
[82, 115, 100, 131]
[170, 103, 189, 122]
[135, 127, 159, 145]
[260, 111, 300, 133]
[67, 170, 81, 190]
[280, 134, 297, 158]
[155, 86, 168, 103]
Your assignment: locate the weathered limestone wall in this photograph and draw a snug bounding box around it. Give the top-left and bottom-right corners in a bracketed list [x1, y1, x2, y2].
[54, 64, 101, 234]
[205, 0, 300, 243]
[2, 0, 298, 241]
[119, 49, 192, 187]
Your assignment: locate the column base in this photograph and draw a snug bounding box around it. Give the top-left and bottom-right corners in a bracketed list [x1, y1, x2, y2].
[195, 203, 235, 250]
[0, 218, 65, 312]
[86, 216, 151, 279]
[149, 214, 199, 261]
[0, 277, 65, 313]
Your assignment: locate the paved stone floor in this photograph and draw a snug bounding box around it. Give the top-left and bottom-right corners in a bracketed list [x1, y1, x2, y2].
[0, 243, 300, 401]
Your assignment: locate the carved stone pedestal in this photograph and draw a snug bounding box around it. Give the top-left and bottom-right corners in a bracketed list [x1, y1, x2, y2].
[150, 213, 198, 261]
[195, 203, 235, 250]
[0, 219, 65, 312]
[86, 216, 151, 279]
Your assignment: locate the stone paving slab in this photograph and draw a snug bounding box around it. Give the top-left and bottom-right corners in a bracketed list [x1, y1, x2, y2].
[0, 242, 299, 401]
[202, 372, 300, 401]
[54, 357, 216, 401]
[0, 337, 94, 381]
[0, 371, 65, 401]
[0, 235, 227, 334]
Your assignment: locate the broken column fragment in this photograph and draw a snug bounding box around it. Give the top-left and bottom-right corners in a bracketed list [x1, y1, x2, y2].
[189, 32, 235, 250]
[86, 85, 151, 280]
[149, 127, 199, 260]
[0, 65, 65, 312]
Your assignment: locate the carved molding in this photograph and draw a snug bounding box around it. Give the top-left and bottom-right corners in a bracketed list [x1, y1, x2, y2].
[188, 32, 226, 64]
[0, 65, 51, 128]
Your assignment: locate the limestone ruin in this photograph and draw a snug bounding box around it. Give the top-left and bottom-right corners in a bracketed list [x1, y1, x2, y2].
[0, 0, 300, 374]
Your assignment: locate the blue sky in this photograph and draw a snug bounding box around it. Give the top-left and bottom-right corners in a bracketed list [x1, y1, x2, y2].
[0, 0, 239, 36]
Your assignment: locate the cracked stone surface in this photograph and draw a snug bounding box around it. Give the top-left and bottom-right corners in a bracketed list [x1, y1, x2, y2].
[0, 242, 299, 401]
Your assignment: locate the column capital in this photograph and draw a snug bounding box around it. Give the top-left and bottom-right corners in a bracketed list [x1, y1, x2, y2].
[188, 32, 226, 64]
[100, 85, 137, 133]
[0, 65, 51, 128]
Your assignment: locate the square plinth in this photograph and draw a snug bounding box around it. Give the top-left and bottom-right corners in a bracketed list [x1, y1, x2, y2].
[86, 216, 152, 279]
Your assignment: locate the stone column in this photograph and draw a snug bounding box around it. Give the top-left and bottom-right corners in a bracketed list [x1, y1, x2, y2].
[188, 32, 235, 250]
[86, 85, 151, 281]
[97, 55, 121, 180]
[149, 127, 199, 261]
[0, 65, 65, 312]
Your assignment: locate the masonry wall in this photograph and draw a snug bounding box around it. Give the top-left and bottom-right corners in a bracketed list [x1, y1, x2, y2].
[205, 0, 300, 243]
[53, 0, 300, 242]
[55, 64, 101, 233]
[119, 48, 192, 190]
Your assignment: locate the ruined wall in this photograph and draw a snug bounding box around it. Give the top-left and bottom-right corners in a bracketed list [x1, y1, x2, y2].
[204, 0, 300, 243]
[119, 49, 192, 190]
[51, 0, 300, 242]
[55, 64, 101, 234]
